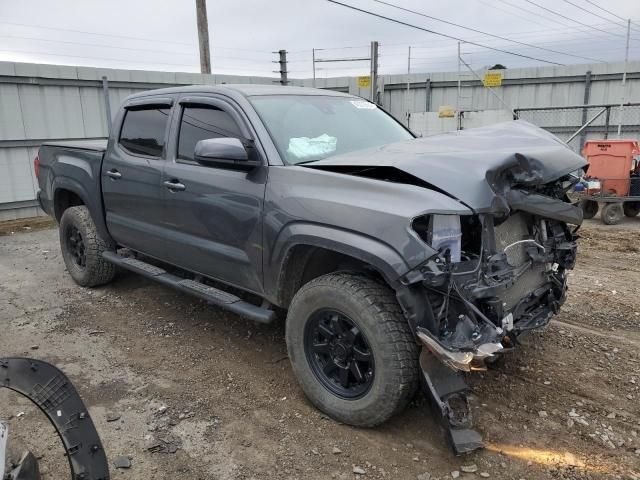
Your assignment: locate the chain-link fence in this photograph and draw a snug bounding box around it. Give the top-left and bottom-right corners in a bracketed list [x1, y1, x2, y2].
[514, 103, 640, 153]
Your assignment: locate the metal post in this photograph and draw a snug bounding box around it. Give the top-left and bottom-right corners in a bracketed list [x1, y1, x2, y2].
[278, 50, 288, 86]
[604, 106, 611, 139]
[406, 46, 411, 127]
[617, 19, 631, 137]
[425, 77, 431, 112]
[312, 48, 316, 88]
[456, 42, 462, 130]
[101, 76, 112, 136]
[370, 41, 379, 103]
[195, 0, 211, 74]
[579, 70, 592, 152]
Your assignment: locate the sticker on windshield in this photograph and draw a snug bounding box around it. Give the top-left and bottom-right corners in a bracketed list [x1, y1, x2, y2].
[350, 100, 377, 109]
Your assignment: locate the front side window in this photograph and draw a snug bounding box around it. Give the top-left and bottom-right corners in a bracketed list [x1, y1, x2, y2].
[249, 95, 413, 165]
[177, 105, 242, 163]
[119, 107, 170, 157]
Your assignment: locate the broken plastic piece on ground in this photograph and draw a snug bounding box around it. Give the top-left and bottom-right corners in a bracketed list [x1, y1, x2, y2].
[0, 358, 109, 479]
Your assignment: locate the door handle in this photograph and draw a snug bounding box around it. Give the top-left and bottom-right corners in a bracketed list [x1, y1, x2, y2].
[163, 180, 186, 192]
[105, 169, 122, 179]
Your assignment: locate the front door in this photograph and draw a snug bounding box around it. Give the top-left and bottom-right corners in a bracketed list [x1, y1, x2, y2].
[161, 96, 266, 294]
[102, 97, 174, 260]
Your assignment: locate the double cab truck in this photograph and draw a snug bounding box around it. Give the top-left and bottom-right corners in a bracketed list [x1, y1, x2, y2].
[35, 85, 587, 453]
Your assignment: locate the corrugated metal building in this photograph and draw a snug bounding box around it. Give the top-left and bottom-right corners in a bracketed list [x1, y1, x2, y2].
[1, 60, 638, 220]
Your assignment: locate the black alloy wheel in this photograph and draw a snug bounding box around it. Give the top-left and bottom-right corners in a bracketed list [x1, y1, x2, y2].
[304, 309, 375, 399]
[66, 224, 86, 268]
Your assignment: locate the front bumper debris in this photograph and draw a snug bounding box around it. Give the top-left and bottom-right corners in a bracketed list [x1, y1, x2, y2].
[419, 350, 483, 455]
[416, 327, 503, 372]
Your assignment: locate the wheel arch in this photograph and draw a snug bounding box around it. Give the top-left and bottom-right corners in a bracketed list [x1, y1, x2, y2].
[267, 224, 409, 309]
[52, 177, 112, 242]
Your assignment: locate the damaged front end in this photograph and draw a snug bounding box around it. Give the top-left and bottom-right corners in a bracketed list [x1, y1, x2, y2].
[400, 154, 584, 454]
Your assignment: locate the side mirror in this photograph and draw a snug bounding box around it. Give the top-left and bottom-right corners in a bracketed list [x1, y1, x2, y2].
[194, 138, 260, 170]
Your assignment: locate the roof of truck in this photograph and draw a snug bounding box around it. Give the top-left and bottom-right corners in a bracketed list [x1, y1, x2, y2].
[126, 84, 353, 99]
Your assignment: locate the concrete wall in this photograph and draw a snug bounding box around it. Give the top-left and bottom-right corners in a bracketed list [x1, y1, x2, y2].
[1, 59, 639, 220]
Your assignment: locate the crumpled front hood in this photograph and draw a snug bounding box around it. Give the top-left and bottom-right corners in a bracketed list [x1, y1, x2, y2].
[307, 120, 587, 210]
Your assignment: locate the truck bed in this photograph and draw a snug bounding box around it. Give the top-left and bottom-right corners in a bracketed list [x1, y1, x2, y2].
[41, 139, 108, 152]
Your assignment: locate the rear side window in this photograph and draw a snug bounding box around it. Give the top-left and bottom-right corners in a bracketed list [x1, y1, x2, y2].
[119, 107, 170, 157]
[177, 106, 241, 163]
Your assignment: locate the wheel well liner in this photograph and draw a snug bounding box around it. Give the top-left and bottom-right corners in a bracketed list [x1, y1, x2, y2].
[277, 245, 387, 308]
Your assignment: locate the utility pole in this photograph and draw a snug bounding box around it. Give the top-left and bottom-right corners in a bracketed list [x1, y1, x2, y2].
[617, 19, 631, 137]
[370, 41, 379, 103]
[195, 0, 211, 74]
[276, 50, 289, 85]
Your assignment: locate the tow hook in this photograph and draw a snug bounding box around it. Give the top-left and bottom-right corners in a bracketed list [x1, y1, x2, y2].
[419, 350, 484, 455]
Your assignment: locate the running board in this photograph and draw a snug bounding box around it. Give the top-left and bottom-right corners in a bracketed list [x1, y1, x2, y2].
[419, 350, 484, 455]
[102, 251, 275, 324]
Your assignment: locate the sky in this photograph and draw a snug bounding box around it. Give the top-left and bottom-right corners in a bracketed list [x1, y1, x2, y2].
[0, 0, 638, 78]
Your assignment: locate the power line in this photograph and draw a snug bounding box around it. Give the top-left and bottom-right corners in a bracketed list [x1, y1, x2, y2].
[367, 0, 604, 62]
[495, 0, 633, 42]
[0, 34, 193, 56]
[580, 0, 640, 28]
[325, 0, 565, 65]
[560, 0, 640, 35]
[560, 0, 625, 27]
[522, 0, 635, 41]
[0, 21, 196, 46]
[0, 21, 274, 54]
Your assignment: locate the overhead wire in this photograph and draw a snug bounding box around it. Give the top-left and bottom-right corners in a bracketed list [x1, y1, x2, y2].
[325, 0, 565, 65]
[580, 0, 640, 29]
[522, 0, 638, 41]
[367, 0, 605, 62]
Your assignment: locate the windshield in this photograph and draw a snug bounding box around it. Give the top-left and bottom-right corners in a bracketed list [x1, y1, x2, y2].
[249, 95, 413, 165]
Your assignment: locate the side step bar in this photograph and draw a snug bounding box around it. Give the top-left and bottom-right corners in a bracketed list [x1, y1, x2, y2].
[102, 251, 275, 324]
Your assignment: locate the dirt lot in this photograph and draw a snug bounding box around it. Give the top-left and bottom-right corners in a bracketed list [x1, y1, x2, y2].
[1, 218, 639, 480]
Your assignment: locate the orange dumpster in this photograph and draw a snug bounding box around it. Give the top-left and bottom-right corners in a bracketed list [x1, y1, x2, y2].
[582, 140, 640, 197]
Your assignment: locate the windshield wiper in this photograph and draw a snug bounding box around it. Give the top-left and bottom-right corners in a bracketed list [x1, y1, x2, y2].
[295, 159, 323, 165]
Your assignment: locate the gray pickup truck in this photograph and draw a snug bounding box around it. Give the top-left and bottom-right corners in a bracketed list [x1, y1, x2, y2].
[35, 85, 586, 453]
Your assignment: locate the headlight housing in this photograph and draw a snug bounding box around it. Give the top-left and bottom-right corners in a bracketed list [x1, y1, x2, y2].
[413, 214, 462, 263]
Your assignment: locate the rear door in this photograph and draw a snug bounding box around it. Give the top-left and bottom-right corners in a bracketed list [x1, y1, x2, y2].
[102, 96, 174, 259]
[161, 95, 267, 294]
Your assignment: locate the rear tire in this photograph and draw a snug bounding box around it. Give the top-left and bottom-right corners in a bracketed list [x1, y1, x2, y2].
[59, 206, 116, 287]
[623, 202, 640, 218]
[579, 200, 598, 220]
[601, 203, 624, 225]
[285, 272, 419, 427]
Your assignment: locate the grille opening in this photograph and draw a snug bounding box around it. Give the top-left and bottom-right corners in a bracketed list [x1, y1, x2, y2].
[460, 215, 482, 256]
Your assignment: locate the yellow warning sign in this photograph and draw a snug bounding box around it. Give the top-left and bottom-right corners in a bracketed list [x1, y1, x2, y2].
[357, 76, 371, 88]
[483, 71, 503, 87]
[438, 105, 456, 118]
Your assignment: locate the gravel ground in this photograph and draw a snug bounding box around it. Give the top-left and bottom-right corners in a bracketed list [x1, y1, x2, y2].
[1, 218, 639, 480]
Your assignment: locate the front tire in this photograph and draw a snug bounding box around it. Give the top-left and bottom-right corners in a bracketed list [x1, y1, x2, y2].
[59, 206, 116, 287]
[286, 272, 419, 427]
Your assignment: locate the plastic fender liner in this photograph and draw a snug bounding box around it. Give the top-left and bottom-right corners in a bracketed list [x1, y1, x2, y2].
[0, 358, 110, 480]
[506, 189, 583, 225]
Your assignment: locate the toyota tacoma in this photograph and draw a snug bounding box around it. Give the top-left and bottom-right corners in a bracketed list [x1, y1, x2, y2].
[35, 85, 586, 453]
